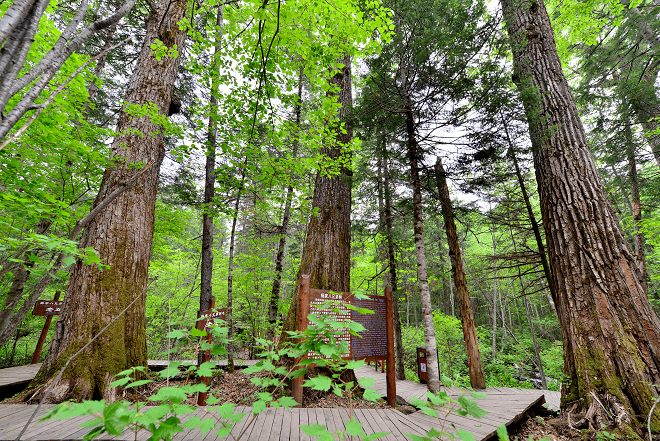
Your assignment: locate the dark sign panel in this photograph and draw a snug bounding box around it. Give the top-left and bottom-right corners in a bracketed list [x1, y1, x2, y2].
[197, 308, 227, 330]
[32, 300, 63, 316]
[307, 289, 388, 362]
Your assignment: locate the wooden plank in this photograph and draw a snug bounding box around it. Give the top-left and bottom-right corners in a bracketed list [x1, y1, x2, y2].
[330, 407, 347, 438]
[375, 409, 411, 441]
[289, 408, 301, 441]
[364, 409, 398, 441]
[252, 407, 276, 441]
[299, 407, 310, 441]
[279, 408, 293, 441]
[270, 407, 285, 440]
[384, 410, 429, 437]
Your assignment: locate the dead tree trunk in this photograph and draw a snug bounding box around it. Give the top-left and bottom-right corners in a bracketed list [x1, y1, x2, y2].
[434, 157, 486, 390]
[32, 0, 187, 403]
[501, 0, 660, 431]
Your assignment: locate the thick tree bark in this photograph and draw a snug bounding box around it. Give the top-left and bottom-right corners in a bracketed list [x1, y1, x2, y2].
[434, 157, 486, 390]
[404, 105, 441, 392]
[281, 55, 353, 337]
[501, 0, 660, 430]
[31, 0, 187, 403]
[268, 70, 303, 338]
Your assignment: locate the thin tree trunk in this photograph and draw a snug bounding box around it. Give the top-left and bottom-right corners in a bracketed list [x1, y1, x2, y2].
[268, 69, 302, 339]
[32, 0, 187, 402]
[502, 114, 558, 315]
[502, 0, 660, 428]
[226, 187, 242, 372]
[625, 121, 648, 294]
[404, 104, 440, 392]
[434, 157, 486, 389]
[198, 6, 223, 366]
[490, 224, 498, 360]
[200, 6, 224, 315]
[380, 140, 405, 380]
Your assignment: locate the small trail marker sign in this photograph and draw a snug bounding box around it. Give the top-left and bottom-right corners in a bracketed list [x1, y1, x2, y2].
[32, 300, 63, 316]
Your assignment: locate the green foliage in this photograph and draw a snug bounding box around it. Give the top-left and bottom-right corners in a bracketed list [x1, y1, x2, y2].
[42, 304, 489, 440]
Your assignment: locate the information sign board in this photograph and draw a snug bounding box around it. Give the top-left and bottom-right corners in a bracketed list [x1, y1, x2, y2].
[32, 300, 63, 316]
[307, 289, 388, 361]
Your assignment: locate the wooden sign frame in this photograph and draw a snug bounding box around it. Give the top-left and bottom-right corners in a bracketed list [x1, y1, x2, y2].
[292, 275, 396, 406]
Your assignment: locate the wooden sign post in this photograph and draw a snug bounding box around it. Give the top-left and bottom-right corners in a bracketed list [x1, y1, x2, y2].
[31, 292, 62, 364]
[385, 286, 396, 406]
[195, 297, 226, 406]
[292, 275, 397, 407]
[292, 275, 310, 406]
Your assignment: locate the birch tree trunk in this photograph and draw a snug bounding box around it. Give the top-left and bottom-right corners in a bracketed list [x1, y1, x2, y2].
[435, 157, 486, 389]
[32, 0, 187, 403]
[404, 105, 441, 392]
[501, 0, 660, 430]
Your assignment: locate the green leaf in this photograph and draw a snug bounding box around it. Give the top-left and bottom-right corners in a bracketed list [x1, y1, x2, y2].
[457, 428, 476, 441]
[125, 379, 152, 388]
[253, 400, 267, 414]
[301, 423, 334, 440]
[109, 377, 131, 388]
[363, 389, 382, 402]
[304, 375, 332, 391]
[149, 386, 188, 403]
[420, 406, 439, 418]
[345, 418, 365, 437]
[167, 329, 186, 339]
[458, 395, 488, 419]
[277, 396, 298, 408]
[496, 423, 510, 441]
[190, 326, 206, 337]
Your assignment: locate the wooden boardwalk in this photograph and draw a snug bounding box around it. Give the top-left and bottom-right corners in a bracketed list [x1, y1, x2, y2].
[354, 364, 561, 411]
[0, 363, 560, 440]
[0, 364, 41, 389]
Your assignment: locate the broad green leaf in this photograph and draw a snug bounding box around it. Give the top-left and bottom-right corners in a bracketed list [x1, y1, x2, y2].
[457, 428, 476, 441]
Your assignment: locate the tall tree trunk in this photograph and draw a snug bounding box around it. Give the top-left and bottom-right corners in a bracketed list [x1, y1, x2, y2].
[268, 69, 303, 339]
[200, 6, 224, 316]
[380, 140, 405, 380]
[198, 6, 223, 366]
[434, 157, 486, 389]
[490, 224, 498, 360]
[501, 0, 660, 430]
[32, 0, 187, 403]
[281, 55, 352, 337]
[404, 105, 441, 392]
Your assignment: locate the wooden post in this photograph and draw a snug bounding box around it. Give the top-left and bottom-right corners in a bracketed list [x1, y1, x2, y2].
[385, 285, 396, 407]
[292, 275, 310, 406]
[197, 296, 215, 406]
[31, 291, 60, 364]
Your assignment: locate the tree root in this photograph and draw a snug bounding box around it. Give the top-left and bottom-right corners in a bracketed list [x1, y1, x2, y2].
[566, 393, 637, 439]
